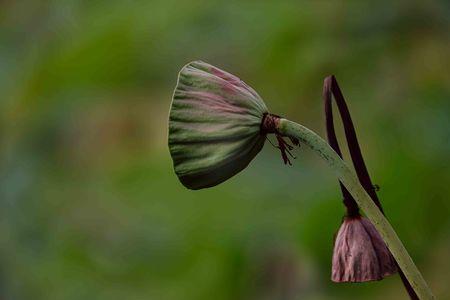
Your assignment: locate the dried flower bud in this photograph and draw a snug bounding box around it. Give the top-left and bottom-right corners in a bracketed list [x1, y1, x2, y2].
[332, 216, 397, 282]
[168, 61, 269, 190]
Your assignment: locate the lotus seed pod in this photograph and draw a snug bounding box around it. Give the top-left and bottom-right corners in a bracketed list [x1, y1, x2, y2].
[168, 61, 269, 189]
[332, 216, 397, 282]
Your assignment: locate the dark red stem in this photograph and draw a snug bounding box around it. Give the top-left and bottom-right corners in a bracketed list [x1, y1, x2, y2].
[323, 75, 418, 300]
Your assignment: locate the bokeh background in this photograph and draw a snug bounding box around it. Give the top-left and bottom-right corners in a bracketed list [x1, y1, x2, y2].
[1, 1, 449, 299]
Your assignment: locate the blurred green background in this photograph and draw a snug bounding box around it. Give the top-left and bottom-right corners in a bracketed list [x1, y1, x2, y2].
[1, 1, 449, 299]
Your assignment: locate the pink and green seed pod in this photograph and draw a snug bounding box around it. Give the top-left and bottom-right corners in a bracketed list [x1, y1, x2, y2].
[168, 61, 269, 189]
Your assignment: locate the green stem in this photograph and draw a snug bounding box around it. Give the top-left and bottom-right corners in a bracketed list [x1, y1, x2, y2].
[278, 118, 434, 300]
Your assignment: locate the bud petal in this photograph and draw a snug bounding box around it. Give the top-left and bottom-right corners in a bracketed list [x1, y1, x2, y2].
[331, 217, 397, 282]
[168, 61, 268, 189]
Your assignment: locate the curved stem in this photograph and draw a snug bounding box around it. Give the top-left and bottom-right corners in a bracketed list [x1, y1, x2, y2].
[323, 76, 382, 209]
[323, 75, 418, 299]
[277, 118, 434, 300]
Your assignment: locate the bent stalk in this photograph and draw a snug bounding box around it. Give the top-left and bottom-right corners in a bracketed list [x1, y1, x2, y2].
[278, 118, 434, 300]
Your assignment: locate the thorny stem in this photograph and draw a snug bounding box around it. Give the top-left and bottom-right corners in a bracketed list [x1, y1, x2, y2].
[277, 119, 434, 300]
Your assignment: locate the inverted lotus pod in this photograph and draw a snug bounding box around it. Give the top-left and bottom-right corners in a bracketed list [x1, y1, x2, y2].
[168, 61, 269, 189]
[332, 216, 397, 282]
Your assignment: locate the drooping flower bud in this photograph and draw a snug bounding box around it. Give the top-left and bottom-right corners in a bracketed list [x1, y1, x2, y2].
[331, 216, 397, 282]
[169, 61, 294, 190]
